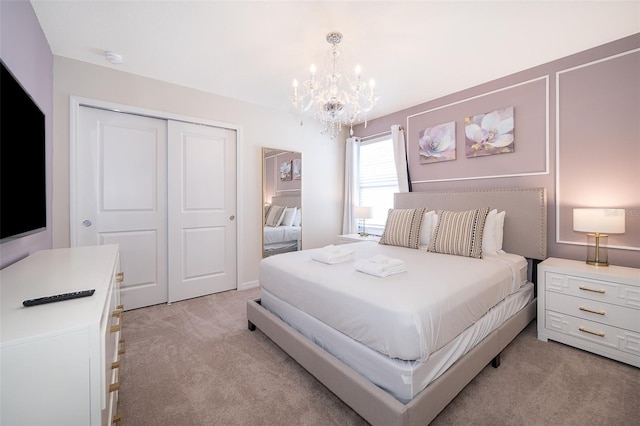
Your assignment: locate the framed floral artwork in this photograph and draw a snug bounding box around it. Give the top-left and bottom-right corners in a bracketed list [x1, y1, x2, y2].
[418, 121, 456, 164]
[292, 158, 301, 180]
[465, 106, 514, 158]
[280, 160, 292, 181]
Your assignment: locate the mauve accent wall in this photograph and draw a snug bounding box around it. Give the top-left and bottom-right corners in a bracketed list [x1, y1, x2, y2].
[354, 34, 639, 268]
[0, 1, 54, 268]
[264, 151, 302, 205]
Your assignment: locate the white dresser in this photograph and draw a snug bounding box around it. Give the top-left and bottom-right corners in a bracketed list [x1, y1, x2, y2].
[537, 257, 640, 367]
[1, 245, 124, 425]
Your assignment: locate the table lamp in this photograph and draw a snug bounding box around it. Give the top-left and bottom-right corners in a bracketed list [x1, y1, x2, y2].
[355, 206, 373, 237]
[573, 208, 625, 266]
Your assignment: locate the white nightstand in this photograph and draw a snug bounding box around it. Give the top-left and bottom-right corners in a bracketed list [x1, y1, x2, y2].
[537, 257, 640, 367]
[336, 233, 381, 244]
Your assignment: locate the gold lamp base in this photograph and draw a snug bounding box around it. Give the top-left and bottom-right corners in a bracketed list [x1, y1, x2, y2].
[585, 233, 609, 267]
[359, 218, 368, 237]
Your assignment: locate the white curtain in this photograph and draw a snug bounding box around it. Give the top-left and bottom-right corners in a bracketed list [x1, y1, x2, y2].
[342, 137, 360, 234]
[391, 125, 410, 192]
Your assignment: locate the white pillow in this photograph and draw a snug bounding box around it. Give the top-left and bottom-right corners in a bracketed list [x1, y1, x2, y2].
[482, 209, 498, 254]
[495, 211, 506, 251]
[419, 210, 437, 249]
[280, 207, 297, 227]
[292, 208, 301, 226]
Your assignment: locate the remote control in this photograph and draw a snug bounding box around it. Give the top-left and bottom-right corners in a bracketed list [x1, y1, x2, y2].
[23, 289, 96, 307]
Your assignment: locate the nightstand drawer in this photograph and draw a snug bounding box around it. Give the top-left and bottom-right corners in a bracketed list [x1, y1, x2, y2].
[545, 271, 640, 309]
[545, 311, 640, 357]
[546, 292, 640, 332]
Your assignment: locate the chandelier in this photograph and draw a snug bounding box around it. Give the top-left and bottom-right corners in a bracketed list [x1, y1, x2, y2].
[290, 32, 379, 139]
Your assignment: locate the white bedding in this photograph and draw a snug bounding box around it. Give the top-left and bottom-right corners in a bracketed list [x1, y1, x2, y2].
[259, 241, 527, 361]
[263, 225, 301, 245]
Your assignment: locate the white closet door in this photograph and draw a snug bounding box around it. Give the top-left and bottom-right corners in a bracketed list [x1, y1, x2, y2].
[167, 121, 237, 302]
[76, 106, 168, 310]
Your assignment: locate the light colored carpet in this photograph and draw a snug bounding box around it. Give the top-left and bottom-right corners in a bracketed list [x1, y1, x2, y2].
[119, 288, 639, 425]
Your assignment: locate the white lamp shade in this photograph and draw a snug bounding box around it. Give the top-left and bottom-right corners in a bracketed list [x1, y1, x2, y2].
[573, 208, 625, 234]
[355, 206, 373, 219]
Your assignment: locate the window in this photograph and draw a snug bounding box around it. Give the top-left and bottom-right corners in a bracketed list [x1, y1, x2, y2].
[358, 136, 399, 235]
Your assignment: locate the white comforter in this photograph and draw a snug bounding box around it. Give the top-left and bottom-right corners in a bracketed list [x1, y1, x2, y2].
[259, 241, 527, 361]
[263, 225, 301, 245]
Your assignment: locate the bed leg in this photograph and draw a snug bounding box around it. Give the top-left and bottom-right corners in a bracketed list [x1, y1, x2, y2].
[248, 320, 256, 331]
[491, 353, 501, 368]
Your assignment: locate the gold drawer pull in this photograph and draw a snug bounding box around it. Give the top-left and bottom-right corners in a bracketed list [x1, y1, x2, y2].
[116, 272, 124, 283]
[579, 306, 605, 316]
[579, 286, 605, 294]
[117, 304, 124, 310]
[112, 361, 120, 370]
[112, 309, 123, 318]
[110, 324, 121, 333]
[109, 364, 121, 393]
[579, 326, 605, 337]
[118, 339, 125, 355]
[112, 414, 122, 424]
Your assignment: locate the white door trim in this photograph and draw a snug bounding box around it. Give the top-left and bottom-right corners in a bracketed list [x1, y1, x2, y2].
[69, 95, 244, 291]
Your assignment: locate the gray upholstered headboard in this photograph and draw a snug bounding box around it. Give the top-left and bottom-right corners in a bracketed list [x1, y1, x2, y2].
[271, 195, 301, 208]
[394, 187, 547, 260]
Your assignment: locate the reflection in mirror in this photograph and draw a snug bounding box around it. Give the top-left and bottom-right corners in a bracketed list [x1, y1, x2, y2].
[262, 148, 302, 257]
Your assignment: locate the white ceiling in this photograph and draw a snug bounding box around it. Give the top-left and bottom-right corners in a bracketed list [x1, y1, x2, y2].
[31, 1, 639, 120]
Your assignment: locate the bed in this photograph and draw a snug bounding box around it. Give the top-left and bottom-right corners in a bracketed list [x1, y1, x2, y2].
[248, 187, 547, 425]
[263, 195, 301, 257]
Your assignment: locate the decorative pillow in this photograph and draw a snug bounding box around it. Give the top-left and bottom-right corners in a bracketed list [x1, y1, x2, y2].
[264, 205, 271, 222]
[495, 211, 506, 251]
[419, 210, 436, 249]
[292, 208, 302, 226]
[265, 205, 286, 227]
[379, 207, 427, 249]
[280, 207, 297, 227]
[482, 209, 498, 254]
[429, 207, 490, 258]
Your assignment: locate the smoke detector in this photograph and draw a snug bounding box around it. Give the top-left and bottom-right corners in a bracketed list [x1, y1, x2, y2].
[105, 51, 123, 65]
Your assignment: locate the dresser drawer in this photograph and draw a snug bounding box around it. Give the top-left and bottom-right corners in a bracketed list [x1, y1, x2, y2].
[546, 292, 640, 332]
[544, 271, 640, 309]
[545, 311, 640, 357]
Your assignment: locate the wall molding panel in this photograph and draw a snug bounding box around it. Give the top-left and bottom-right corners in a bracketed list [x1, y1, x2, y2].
[555, 48, 640, 251]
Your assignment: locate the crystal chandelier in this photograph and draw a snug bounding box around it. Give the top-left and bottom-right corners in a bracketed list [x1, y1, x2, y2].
[290, 32, 379, 139]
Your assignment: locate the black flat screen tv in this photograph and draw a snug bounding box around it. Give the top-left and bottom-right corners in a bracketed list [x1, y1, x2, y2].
[0, 60, 46, 242]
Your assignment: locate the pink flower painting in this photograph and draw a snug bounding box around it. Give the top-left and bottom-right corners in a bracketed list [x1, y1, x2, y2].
[464, 107, 514, 158]
[418, 121, 456, 164]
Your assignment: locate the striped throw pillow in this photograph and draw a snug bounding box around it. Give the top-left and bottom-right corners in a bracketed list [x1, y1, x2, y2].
[429, 208, 490, 258]
[379, 208, 427, 249]
[265, 205, 286, 227]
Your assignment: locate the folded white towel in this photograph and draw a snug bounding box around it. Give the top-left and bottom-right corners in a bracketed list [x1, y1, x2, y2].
[355, 255, 406, 277]
[311, 245, 355, 264]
